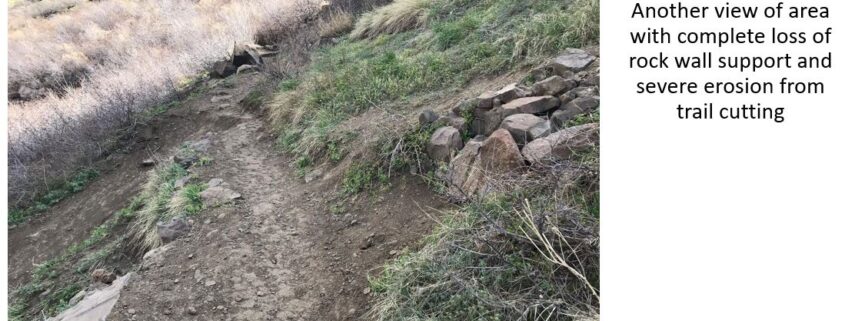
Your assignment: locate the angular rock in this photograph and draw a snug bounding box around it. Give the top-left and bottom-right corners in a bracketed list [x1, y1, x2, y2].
[501, 96, 560, 117]
[528, 120, 552, 141]
[493, 83, 531, 103]
[531, 76, 577, 96]
[445, 130, 524, 200]
[550, 48, 596, 75]
[451, 98, 477, 116]
[500, 114, 545, 146]
[471, 107, 505, 136]
[570, 86, 600, 98]
[444, 113, 468, 133]
[522, 123, 599, 165]
[551, 97, 600, 129]
[157, 217, 191, 244]
[427, 126, 463, 163]
[200, 185, 242, 206]
[444, 137, 484, 199]
[477, 91, 497, 110]
[419, 110, 439, 127]
[477, 129, 525, 173]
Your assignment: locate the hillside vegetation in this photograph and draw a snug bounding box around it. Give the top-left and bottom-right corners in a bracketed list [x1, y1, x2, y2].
[7, 0, 321, 208]
[266, 0, 601, 319]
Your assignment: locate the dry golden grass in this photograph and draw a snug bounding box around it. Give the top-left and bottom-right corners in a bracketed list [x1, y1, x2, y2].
[318, 9, 355, 38]
[7, 0, 323, 206]
[349, 0, 429, 40]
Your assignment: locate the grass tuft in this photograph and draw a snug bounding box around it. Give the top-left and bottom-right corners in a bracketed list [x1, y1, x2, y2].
[350, 0, 430, 39]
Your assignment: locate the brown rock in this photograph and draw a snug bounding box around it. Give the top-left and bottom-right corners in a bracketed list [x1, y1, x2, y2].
[522, 123, 599, 165]
[477, 129, 525, 173]
[91, 269, 116, 284]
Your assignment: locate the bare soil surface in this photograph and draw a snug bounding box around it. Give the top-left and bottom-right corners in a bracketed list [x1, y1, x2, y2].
[8, 71, 452, 320]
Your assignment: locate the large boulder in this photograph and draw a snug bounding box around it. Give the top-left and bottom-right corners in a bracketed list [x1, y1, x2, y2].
[427, 126, 463, 163]
[501, 96, 560, 117]
[551, 97, 600, 129]
[445, 130, 524, 199]
[477, 129, 525, 173]
[550, 48, 596, 75]
[531, 76, 577, 96]
[522, 123, 599, 165]
[500, 114, 545, 146]
[444, 137, 484, 199]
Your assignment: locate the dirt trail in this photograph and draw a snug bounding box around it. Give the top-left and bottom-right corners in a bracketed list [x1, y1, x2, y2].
[9, 72, 452, 320]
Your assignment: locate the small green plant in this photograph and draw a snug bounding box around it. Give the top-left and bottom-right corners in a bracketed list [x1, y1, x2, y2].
[181, 184, 206, 215]
[197, 156, 214, 166]
[342, 163, 388, 195]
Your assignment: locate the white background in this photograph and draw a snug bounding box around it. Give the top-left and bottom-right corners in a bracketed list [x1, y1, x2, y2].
[602, 1, 845, 320]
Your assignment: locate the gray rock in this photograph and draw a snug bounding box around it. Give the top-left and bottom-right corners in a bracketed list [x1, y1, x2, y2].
[207, 178, 225, 188]
[451, 98, 477, 116]
[551, 97, 600, 129]
[522, 123, 599, 165]
[427, 126, 463, 163]
[174, 176, 190, 189]
[157, 217, 191, 244]
[444, 113, 468, 133]
[501, 96, 560, 117]
[477, 91, 497, 110]
[500, 114, 545, 146]
[141, 159, 156, 167]
[493, 83, 531, 103]
[471, 107, 505, 136]
[528, 120, 552, 141]
[200, 185, 242, 206]
[570, 86, 600, 98]
[418, 110, 439, 127]
[550, 48, 596, 74]
[531, 76, 577, 96]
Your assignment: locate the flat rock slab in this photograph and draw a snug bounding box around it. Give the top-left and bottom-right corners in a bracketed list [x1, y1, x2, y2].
[47, 273, 132, 321]
[501, 96, 560, 117]
[551, 48, 596, 74]
[522, 123, 599, 165]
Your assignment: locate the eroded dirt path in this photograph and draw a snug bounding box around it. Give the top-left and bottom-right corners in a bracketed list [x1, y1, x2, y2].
[39, 73, 450, 321]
